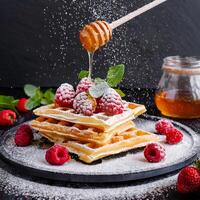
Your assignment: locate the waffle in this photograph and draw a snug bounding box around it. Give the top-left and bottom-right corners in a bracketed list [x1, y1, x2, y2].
[31, 117, 135, 145]
[33, 102, 146, 131]
[63, 127, 160, 163]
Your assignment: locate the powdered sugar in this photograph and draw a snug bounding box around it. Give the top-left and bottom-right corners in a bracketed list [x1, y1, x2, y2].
[0, 117, 199, 177]
[0, 158, 177, 199]
[73, 92, 96, 115]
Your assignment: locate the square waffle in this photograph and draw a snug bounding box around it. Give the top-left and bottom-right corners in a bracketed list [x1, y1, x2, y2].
[33, 102, 146, 132]
[63, 127, 160, 163]
[31, 117, 135, 145]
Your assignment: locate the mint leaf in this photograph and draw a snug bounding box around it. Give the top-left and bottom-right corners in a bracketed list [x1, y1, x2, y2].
[106, 64, 125, 87]
[0, 95, 18, 113]
[0, 95, 14, 103]
[24, 84, 38, 97]
[78, 70, 89, 79]
[89, 80, 109, 98]
[26, 88, 43, 110]
[115, 88, 126, 97]
[41, 98, 48, 105]
[26, 97, 41, 110]
[43, 89, 54, 104]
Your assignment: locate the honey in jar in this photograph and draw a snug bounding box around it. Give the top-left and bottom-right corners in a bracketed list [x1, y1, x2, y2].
[155, 56, 200, 119]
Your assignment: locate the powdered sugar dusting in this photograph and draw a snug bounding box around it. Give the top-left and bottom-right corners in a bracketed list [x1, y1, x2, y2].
[0, 117, 199, 176]
[0, 158, 177, 199]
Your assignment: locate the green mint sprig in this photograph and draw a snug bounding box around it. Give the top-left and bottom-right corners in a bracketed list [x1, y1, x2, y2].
[78, 64, 125, 97]
[0, 95, 19, 113]
[24, 84, 55, 110]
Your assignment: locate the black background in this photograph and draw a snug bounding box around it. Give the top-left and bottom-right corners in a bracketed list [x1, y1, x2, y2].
[0, 0, 200, 89]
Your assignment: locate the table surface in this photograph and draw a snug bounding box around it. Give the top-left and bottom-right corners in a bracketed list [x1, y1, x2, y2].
[0, 88, 199, 200]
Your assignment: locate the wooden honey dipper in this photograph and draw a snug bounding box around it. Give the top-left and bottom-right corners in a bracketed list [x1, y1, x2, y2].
[80, 0, 167, 52]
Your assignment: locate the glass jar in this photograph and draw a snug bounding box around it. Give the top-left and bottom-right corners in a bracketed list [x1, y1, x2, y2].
[155, 56, 200, 119]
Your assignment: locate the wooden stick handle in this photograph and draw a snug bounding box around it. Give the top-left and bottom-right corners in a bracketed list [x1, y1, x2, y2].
[110, 0, 167, 30]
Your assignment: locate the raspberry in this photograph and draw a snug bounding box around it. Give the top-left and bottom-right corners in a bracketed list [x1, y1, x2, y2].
[155, 119, 174, 135]
[166, 128, 183, 144]
[97, 88, 124, 115]
[45, 145, 70, 165]
[73, 92, 96, 116]
[17, 98, 29, 113]
[144, 143, 166, 163]
[15, 124, 33, 146]
[55, 83, 75, 107]
[76, 77, 93, 94]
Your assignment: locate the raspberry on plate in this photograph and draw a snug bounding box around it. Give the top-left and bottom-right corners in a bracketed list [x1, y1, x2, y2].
[45, 145, 70, 165]
[97, 88, 124, 115]
[76, 77, 93, 94]
[155, 119, 174, 135]
[177, 165, 200, 193]
[55, 83, 76, 107]
[73, 92, 96, 116]
[144, 143, 166, 163]
[166, 128, 183, 144]
[15, 124, 33, 146]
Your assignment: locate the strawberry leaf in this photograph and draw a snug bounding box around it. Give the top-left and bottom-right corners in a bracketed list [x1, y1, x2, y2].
[194, 159, 200, 170]
[106, 64, 125, 88]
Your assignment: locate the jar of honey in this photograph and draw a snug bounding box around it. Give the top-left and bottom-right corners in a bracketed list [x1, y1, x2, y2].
[155, 56, 200, 119]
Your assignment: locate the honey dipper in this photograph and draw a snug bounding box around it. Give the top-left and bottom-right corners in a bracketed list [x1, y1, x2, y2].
[80, 0, 167, 52]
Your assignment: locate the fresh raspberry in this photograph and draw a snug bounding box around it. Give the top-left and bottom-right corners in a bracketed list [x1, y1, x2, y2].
[97, 88, 124, 115]
[15, 124, 33, 146]
[73, 92, 96, 116]
[45, 145, 70, 165]
[177, 165, 200, 193]
[76, 77, 93, 94]
[0, 110, 17, 126]
[166, 128, 183, 144]
[55, 83, 75, 107]
[17, 98, 29, 113]
[144, 143, 166, 163]
[155, 119, 174, 135]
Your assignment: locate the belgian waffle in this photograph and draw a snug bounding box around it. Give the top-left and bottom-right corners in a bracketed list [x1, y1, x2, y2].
[31, 117, 134, 145]
[33, 102, 146, 131]
[62, 127, 160, 163]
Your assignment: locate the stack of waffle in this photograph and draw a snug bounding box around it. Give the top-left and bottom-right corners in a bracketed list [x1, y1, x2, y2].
[31, 102, 159, 163]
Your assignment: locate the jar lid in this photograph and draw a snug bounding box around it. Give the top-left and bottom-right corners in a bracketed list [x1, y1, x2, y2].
[162, 56, 200, 75]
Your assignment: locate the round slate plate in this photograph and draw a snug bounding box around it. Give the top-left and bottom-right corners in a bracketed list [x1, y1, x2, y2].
[0, 115, 199, 183]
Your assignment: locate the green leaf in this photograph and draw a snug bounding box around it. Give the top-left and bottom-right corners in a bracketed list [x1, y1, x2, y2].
[26, 97, 41, 110]
[106, 64, 125, 87]
[115, 88, 126, 97]
[78, 70, 89, 79]
[0, 95, 14, 103]
[12, 100, 19, 107]
[0, 95, 18, 113]
[195, 159, 200, 170]
[43, 89, 55, 104]
[89, 80, 109, 98]
[41, 98, 48, 105]
[26, 88, 43, 110]
[24, 84, 38, 97]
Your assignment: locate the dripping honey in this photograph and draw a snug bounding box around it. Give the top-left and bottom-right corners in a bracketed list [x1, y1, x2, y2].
[155, 90, 200, 119]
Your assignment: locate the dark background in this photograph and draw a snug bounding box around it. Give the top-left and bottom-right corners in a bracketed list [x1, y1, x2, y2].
[0, 0, 200, 89]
